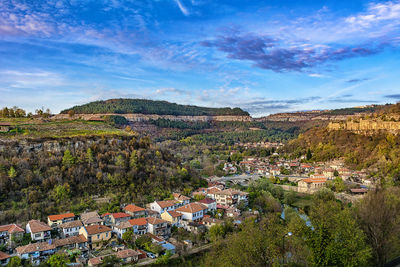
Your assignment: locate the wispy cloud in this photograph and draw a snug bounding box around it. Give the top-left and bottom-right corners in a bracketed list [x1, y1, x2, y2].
[385, 94, 400, 99]
[174, 0, 190, 16]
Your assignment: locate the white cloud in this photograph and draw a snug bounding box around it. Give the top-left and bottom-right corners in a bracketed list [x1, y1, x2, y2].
[174, 0, 190, 16]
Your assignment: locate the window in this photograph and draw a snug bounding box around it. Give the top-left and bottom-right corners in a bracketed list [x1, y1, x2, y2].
[97, 234, 100, 239]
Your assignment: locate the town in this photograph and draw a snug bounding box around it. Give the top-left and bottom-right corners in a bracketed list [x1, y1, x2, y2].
[0, 184, 249, 266]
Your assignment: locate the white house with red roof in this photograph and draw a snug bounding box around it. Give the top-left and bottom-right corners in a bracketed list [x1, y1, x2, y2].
[123, 204, 146, 218]
[26, 220, 52, 241]
[129, 218, 148, 235]
[47, 213, 75, 227]
[197, 198, 217, 212]
[175, 203, 207, 222]
[150, 200, 179, 214]
[0, 224, 24, 247]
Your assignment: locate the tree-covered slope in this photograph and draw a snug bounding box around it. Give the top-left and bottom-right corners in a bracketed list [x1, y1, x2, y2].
[61, 98, 249, 116]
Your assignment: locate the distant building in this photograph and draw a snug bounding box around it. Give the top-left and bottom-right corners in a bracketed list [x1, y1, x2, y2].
[298, 178, 327, 193]
[123, 204, 146, 218]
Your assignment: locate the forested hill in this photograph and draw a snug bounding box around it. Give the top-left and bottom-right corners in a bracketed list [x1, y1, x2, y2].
[61, 99, 249, 116]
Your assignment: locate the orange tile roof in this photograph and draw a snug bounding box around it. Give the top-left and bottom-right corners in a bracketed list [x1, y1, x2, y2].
[84, 225, 112, 235]
[116, 249, 140, 259]
[27, 220, 51, 233]
[156, 200, 178, 209]
[0, 251, 10, 261]
[167, 211, 183, 218]
[111, 213, 131, 219]
[0, 224, 24, 233]
[176, 203, 207, 214]
[16, 242, 56, 254]
[124, 204, 145, 213]
[48, 213, 75, 221]
[129, 218, 147, 226]
[302, 178, 327, 183]
[146, 217, 169, 225]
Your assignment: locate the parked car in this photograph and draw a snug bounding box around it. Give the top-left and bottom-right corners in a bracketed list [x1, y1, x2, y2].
[147, 252, 156, 259]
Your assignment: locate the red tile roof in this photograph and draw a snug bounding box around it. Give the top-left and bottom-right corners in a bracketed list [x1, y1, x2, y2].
[48, 213, 75, 221]
[156, 200, 178, 209]
[116, 249, 140, 259]
[176, 203, 207, 214]
[197, 198, 216, 204]
[111, 213, 131, 219]
[0, 224, 24, 234]
[129, 218, 147, 226]
[145, 217, 169, 225]
[27, 220, 51, 233]
[167, 211, 183, 218]
[84, 225, 112, 235]
[302, 178, 327, 183]
[124, 204, 145, 213]
[0, 251, 10, 261]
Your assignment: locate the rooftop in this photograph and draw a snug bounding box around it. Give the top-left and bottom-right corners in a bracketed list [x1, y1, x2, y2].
[84, 225, 112, 235]
[27, 220, 51, 233]
[176, 203, 207, 214]
[48, 213, 75, 221]
[124, 204, 145, 213]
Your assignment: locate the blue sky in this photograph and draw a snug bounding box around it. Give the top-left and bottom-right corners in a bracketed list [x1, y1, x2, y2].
[0, 0, 400, 116]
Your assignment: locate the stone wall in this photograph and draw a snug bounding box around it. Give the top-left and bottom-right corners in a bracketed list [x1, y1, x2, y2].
[328, 119, 400, 135]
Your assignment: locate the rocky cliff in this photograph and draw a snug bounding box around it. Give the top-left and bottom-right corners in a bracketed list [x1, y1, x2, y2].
[328, 118, 400, 135]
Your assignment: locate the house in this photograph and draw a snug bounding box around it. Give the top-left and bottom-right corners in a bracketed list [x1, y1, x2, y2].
[112, 221, 133, 239]
[161, 210, 183, 227]
[0, 224, 24, 248]
[129, 218, 148, 235]
[79, 225, 112, 249]
[88, 256, 104, 267]
[123, 204, 146, 218]
[172, 193, 191, 206]
[226, 207, 241, 218]
[213, 189, 248, 206]
[0, 251, 10, 266]
[147, 233, 176, 254]
[202, 216, 224, 229]
[16, 241, 56, 265]
[145, 209, 161, 218]
[206, 187, 222, 199]
[102, 213, 131, 225]
[58, 220, 83, 238]
[53, 234, 88, 251]
[350, 188, 368, 195]
[146, 217, 171, 238]
[116, 249, 141, 264]
[175, 203, 207, 222]
[47, 213, 75, 227]
[150, 200, 179, 214]
[197, 198, 217, 212]
[26, 220, 52, 241]
[298, 178, 327, 193]
[80, 211, 103, 226]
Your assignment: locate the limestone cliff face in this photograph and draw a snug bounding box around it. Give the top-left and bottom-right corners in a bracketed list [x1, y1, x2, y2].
[328, 119, 400, 135]
[53, 113, 252, 122]
[0, 136, 127, 154]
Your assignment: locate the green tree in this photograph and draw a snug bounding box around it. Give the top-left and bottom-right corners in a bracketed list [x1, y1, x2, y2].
[208, 224, 225, 243]
[8, 167, 17, 178]
[306, 189, 372, 266]
[47, 253, 69, 267]
[122, 228, 134, 245]
[306, 148, 312, 160]
[355, 188, 400, 266]
[62, 149, 75, 167]
[6, 256, 21, 267]
[86, 148, 94, 166]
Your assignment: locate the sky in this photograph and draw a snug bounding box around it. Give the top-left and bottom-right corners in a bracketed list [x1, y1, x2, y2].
[0, 0, 400, 116]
